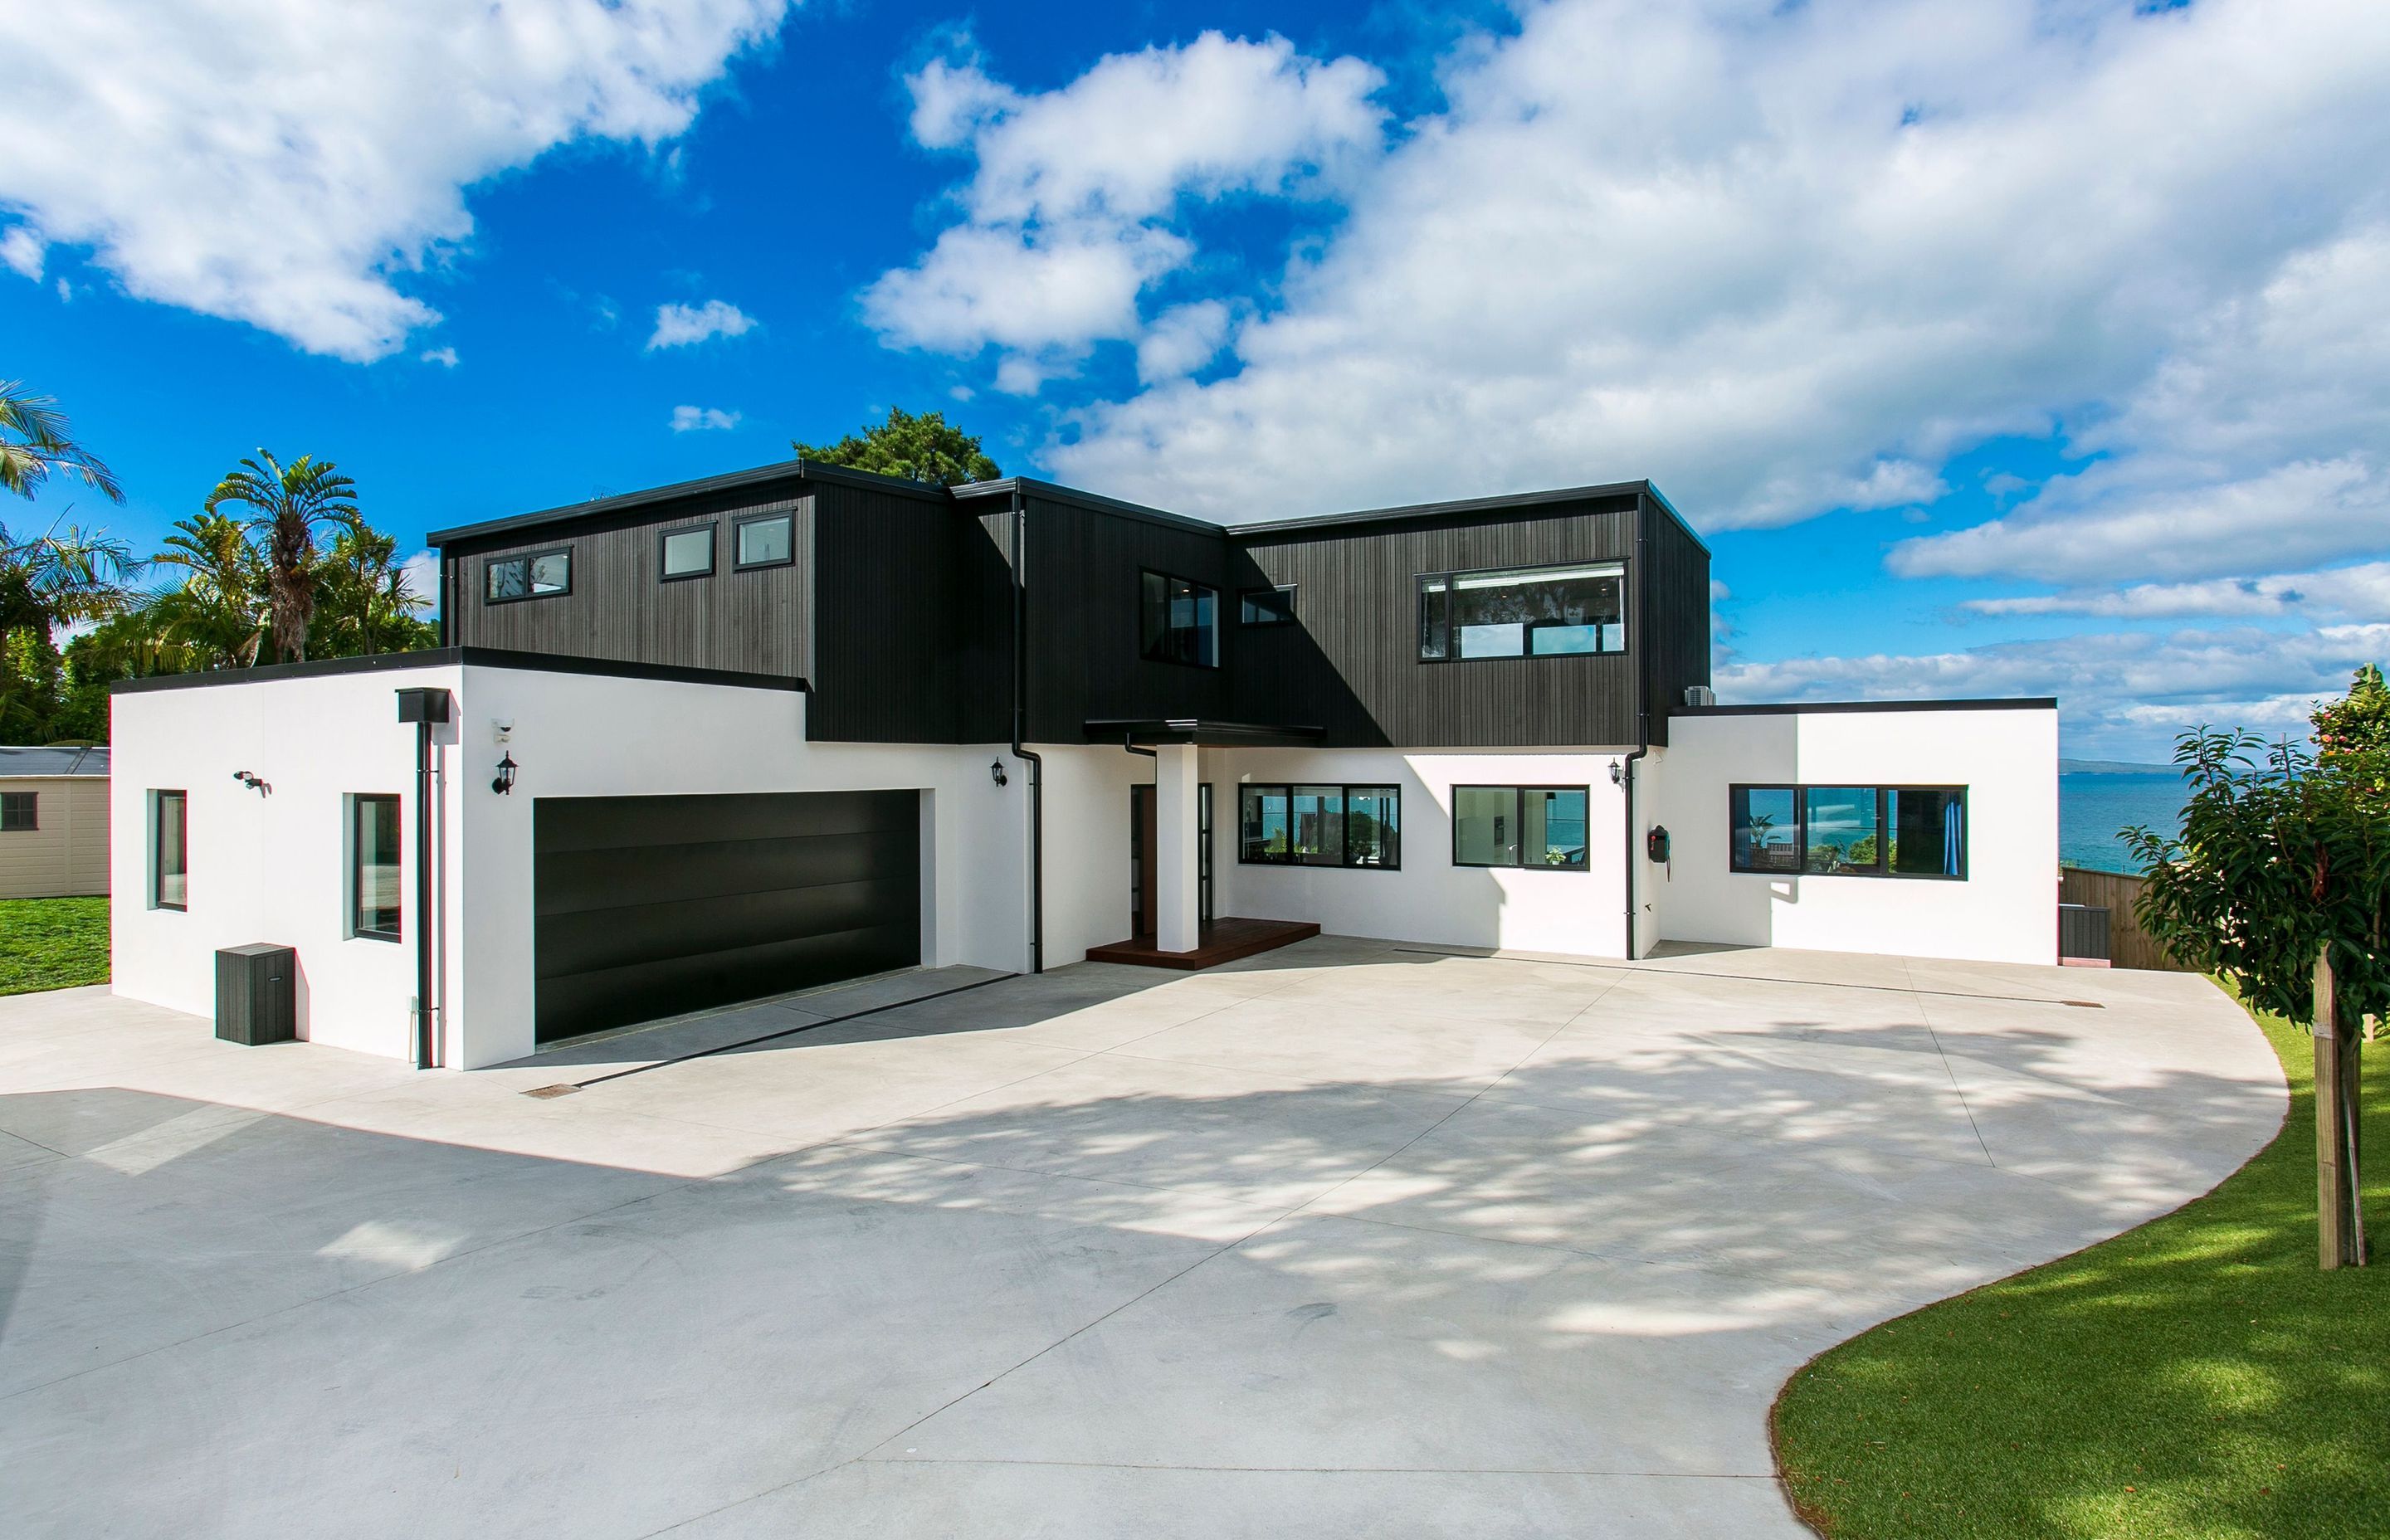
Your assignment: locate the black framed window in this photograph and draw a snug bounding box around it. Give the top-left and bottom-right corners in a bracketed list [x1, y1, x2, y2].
[484, 548, 571, 603]
[1454, 785, 1590, 869]
[1418, 562, 1627, 660]
[734, 513, 795, 569]
[1239, 585, 1295, 626]
[1139, 569, 1220, 667]
[152, 789, 187, 910]
[0, 791, 34, 831]
[1729, 784, 1968, 880]
[352, 793, 402, 941]
[660, 524, 715, 580]
[1239, 782, 1399, 869]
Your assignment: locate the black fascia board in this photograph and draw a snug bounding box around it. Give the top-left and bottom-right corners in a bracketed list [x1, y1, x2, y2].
[1226, 479, 1657, 539]
[427, 458, 949, 548]
[1673, 698, 2058, 716]
[955, 476, 1228, 538]
[109, 647, 812, 696]
[1085, 717, 1329, 748]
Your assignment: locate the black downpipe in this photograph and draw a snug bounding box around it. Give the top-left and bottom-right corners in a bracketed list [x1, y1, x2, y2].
[1009, 490, 1045, 974]
[1622, 506, 1651, 962]
[394, 686, 450, 1068]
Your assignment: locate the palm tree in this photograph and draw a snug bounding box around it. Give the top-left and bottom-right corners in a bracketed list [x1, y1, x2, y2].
[0, 380, 123, 504]
[203, 451, 358, 664]
[146, 511, 267, 667]
[313, 512, 432, 657]
[0, 519, 139, 643]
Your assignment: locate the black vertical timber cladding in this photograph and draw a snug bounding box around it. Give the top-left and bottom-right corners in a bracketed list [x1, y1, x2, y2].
[1636, 494, 1712, 747]
[807, 480, 964, 742]
[957, 498, 1019, 744]
[1228, 495, 1643, 747]
[531, 790, 919, 1041]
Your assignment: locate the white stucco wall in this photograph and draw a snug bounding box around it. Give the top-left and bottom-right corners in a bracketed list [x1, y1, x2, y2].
[1651, 706, 2059, 965]
[111, 663, 1039, 1069]
[1203, 748, 1637, 959]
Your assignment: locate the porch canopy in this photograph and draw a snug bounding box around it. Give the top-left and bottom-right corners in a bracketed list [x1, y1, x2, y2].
[1083, 718, 1325, 748]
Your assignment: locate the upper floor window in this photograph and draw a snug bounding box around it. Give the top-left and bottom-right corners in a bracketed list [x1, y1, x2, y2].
[1240, 585, 1296, 626]
[735, 513, 794, 569]
[1140, 569, 1219, 667]
[485, 548, 570, 603]
[152, 789, 188, 910]
[1729, 784, 1968, 879]
[660, 524, 715, 580]
[1418, 561, 1626, 660]
[0, 791, 34, 831]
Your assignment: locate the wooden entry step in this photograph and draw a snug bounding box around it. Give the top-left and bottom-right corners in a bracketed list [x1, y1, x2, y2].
[1085, 918, 1321, 971]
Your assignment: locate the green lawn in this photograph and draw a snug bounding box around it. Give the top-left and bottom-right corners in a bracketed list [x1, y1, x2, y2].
[0, 895, 111, 996]
[1773, 992, 2388, 1538]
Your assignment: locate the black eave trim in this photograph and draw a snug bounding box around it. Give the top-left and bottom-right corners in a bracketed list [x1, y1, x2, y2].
[108, 647, 812, 695]
[1227, 479, 1656, 538]
[428, 458, 948, 547]
[1676, 698, 2056, 716]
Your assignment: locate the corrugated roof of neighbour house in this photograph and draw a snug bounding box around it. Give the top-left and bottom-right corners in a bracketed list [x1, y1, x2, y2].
[0, 745, 110, 777]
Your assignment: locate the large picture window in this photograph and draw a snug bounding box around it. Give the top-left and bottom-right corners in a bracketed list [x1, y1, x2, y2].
[1239, 782, 1400, 869]
[1140, 569, 1220, 667]
[352, 793, 402, 940]
[1453, 785, 1590, 870]
[1729, 784, 1967, 879]
[1418, 562, 1626, 660]
[152, 789, 187, 910]
[485, 548, 571, 602]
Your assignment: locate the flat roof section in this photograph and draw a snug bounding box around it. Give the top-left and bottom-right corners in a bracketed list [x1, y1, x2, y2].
[1673, 698, 2058, 716]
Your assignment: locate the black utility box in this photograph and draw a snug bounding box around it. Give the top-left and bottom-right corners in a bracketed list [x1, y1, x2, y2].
[2057, 903, 2112, 966]
[215, 943, 297, 1045]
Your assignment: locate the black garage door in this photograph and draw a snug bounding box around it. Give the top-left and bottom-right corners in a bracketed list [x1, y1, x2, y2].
[533, 790, 920, 1043]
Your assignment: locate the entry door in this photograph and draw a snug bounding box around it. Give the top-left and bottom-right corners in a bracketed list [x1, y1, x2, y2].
[533, 789, 920, 1042]
[1129, 782, 1212, 938]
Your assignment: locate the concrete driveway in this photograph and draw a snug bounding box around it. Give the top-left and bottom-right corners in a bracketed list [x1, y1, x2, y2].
[0, 939, 2282, 1538]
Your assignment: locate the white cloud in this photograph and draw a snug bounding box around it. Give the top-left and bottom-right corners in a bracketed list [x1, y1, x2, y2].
[864, 32, 1384, 381]
[397, 550, 439, 611]
[0, 1, 791, 361]
[1, 226, 41, 279]
[1718, 622, 2390, 758]
[1022, 0, 2390, 556]
[1963, 561, 2390, 621]
[1137, 300, 1232, 384]
[670, 404, 740, 431]
[646, 298, 758, 349]
[420, 346, 460, 368]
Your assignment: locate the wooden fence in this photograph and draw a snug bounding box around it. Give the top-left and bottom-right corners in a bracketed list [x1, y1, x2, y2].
[2060, 865, 2193, 972]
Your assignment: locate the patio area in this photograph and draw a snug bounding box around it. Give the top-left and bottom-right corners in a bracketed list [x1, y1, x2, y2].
[0, 938, 2283, 1538]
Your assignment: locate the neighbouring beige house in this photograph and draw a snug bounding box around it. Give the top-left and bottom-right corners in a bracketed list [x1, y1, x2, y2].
[0, 745, 110, 899]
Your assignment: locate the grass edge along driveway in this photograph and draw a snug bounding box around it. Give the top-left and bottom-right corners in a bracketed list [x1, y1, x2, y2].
[0, 895, 110, 996]
[1771, 987, 2386, 1539]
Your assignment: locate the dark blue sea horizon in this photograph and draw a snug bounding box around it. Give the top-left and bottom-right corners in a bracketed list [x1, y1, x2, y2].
[2060, 770, 2187, 875]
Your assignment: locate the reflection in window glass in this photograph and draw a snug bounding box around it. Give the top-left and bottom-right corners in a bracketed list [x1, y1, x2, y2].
[1522, 788, 1590, 869]
[1890, 787, 1967, 877]
[154, 790, 188, 909]
[1729, 787, 1799, 873]
[1240, 785, 1290, 862]
[1240, 586, 1295, 626]
[1802, 786, 1880, 874]
[1418, 563, 1626, 660]
[1139, 570, 1219, 666]
[485, 549, 571, 602]
[354, 794, 402, 939]
[1452, 787, 1519, 867]
[1292, 786, 1344, 865]
[1347, 786, 1400, 868]
[661, 525, 715, 578]
[737, 515, 793, 568]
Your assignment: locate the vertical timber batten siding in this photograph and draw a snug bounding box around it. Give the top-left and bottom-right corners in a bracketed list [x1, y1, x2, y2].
[1228, 494, 1644, 748]
[807, 480, 967, 743]
[1637, 494, 1712, 748]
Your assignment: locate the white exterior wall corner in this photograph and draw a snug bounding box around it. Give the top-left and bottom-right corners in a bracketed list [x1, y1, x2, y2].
[1652, 706, 2059, 966]
[1203, 748, 1636, 960]
[1033, 744, 1149, 967]
[111, 665, 1036, 1070]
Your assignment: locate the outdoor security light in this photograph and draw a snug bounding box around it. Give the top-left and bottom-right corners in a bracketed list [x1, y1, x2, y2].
[232, 770, 271, 797]
[989, 759, 1009, 787]
[492, 753, 518, 796]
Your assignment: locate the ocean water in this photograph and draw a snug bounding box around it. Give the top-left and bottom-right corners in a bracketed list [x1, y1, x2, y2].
[2060, 771, 2188, 875]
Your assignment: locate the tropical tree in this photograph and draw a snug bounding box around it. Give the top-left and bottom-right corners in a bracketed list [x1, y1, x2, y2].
[0, 519, 139, 643]
[145, 511, 267, 668]
[795, 407, 1000, 487]
[2124, 706, 2389, 1269]
[311, 513, 436, 657]
[0, 379, 122, 504]
[202, 451, 358, 663]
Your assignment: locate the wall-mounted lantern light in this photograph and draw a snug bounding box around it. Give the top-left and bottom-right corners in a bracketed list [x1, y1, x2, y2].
[1607, 758, 1623, 787]
[989, 759, 1009, 787]
[492, 753, 518, 796]
[232, 769, 272, 797]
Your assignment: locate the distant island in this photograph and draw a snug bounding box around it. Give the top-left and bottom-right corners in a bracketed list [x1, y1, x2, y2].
[2060, 758, 2174, 776]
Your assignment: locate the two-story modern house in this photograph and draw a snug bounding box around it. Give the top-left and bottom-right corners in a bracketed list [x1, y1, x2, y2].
[108, 461, 2058, 1069]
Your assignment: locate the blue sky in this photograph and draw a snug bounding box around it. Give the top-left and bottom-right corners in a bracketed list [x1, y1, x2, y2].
[6, 0, 2387, 758]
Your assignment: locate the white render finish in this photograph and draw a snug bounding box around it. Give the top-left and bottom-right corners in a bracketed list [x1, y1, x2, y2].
[110, 663, 1046, 1069]
[1206, 748, 1637, 960]
[1652, 705, 2061, 965]
[1154, 743, 1201, 952]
